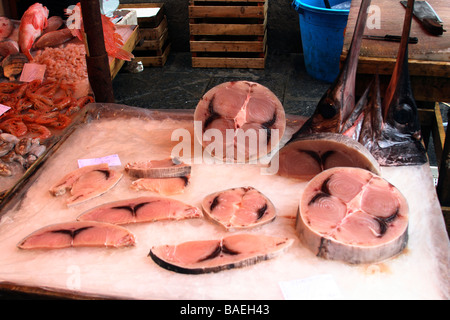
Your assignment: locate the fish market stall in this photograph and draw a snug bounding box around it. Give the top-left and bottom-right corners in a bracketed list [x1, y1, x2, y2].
[0, 0, 448, 300]
[0, 103, 448, 300]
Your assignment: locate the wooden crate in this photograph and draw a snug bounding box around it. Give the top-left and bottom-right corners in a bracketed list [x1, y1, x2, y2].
[118, 3, 165, 28]
[119, 3, 171, 67]
[189, 0, 268, 69]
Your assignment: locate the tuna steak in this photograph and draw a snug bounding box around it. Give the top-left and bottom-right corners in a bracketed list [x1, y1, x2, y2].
[202, 187, 276, 230]
[297, 167, 409, 264]
[17, 221, 136, 249]
[194, 81, 286, 162]
[125, 157, 191, 179]
[49, 163, 122, 206]
[276, 133, 380, 180]
[77, 196, 202, 225]
[149, 233, 294, 274]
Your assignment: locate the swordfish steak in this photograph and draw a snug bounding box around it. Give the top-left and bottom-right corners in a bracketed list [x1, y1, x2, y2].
[49, 163, 122, 206]
[124, 157, 191, 179]
[149, 233, 294, 274]
[201, 187, 276, 230]
[276, 133, 380, 180]
[297, 167, 408, 264]
[77, 196, 202, 225]
[17, 221, 136, 249]
[194, 81, 286, 162]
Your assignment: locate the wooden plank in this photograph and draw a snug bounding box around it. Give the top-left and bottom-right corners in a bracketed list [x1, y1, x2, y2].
[134, 43, 171, 67]
[190, 40, 264, 53]
[192, 56, 266, 69]
[190, 30, 266, 52]
[190, 22, 265, 36]
[344, 56, 450, 79]
[189, 5, 265, 19]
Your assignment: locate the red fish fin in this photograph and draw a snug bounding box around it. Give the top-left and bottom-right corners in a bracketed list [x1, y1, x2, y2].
[110, 48, 134, 61]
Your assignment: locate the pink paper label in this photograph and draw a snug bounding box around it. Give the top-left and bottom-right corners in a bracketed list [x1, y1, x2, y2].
[19, 63, 46, 82]
[0, 104, 11, 116]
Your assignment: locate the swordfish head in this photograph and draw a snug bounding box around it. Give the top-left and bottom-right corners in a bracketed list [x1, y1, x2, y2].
[293, 0, 372, 138]
[383, 0, 421, 141]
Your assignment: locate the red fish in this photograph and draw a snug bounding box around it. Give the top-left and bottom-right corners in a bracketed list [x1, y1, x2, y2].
[66, 3, 134, 61]
[18, 3, 49, 61]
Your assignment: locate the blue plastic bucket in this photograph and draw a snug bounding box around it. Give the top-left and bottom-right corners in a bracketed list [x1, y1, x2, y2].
[292, 0, 351, 83]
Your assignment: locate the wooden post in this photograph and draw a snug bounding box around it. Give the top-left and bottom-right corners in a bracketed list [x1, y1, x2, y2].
[437, 108, 450, 206]
[79, 0, 115, 103]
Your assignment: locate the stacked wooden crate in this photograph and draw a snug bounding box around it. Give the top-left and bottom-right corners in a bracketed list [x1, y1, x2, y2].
[118, 3, 171, 67]
[189, 0, 268, 69]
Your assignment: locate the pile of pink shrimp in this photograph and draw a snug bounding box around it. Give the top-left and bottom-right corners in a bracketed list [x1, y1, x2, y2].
[34, 43, 88, 83]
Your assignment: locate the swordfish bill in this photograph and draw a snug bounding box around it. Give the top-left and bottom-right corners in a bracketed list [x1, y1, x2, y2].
[291, 0, 372, 139]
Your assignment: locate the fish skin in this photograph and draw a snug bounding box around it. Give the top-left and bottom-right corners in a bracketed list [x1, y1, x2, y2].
[17, 221, 136, 249]
[18, 3, 49, 61]
[33, 28, 74, 50]
[42, 16, 64, 34]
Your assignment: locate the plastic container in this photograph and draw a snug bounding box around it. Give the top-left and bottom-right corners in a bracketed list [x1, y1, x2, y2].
[292, 0, 351, 83]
